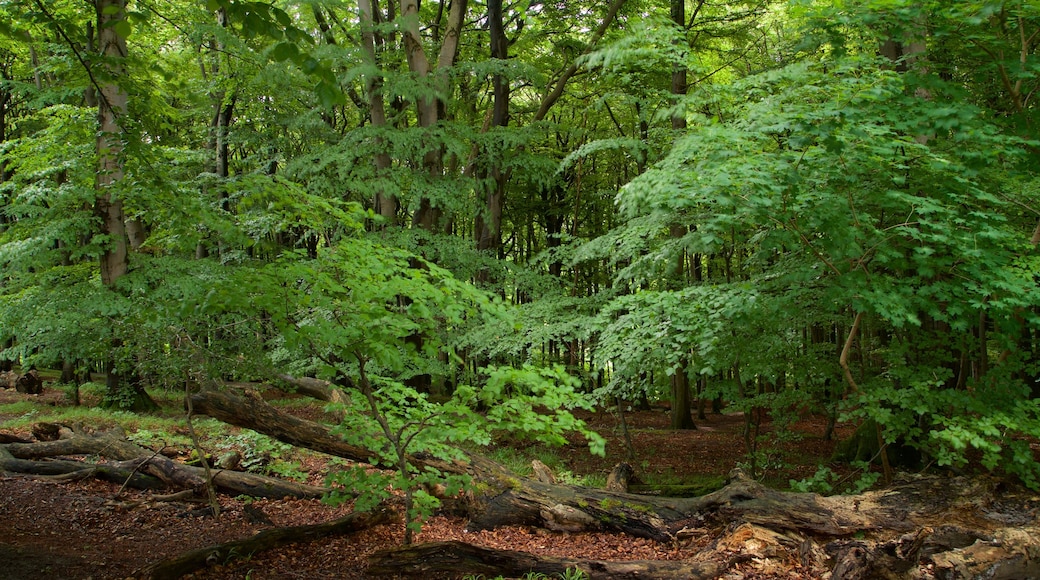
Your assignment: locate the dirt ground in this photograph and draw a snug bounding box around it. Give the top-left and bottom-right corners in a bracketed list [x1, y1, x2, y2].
[0, 385, 856, 579]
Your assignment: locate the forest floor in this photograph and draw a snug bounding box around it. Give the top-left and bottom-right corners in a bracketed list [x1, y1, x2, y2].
[0, 384, 860, 579]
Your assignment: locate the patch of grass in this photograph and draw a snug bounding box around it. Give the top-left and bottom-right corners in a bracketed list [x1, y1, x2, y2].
[484, 447, 534, 477]
[0, 391, 230, 448]
[481, 445, 605, 488]
[0, 400, 39, 417]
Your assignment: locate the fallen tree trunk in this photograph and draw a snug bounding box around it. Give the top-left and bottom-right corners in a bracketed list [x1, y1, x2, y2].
[0, 424, 328, 499]
[0, 445, 164, 489]
[190, 388, 1040, 579]
[0, 369, 42, 394]
[368, 540, 734, 579]
[191, 389, 884, 540]
[141, 504, 393, 580]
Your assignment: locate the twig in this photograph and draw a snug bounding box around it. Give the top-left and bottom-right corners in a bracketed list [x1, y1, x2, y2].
[114, 444, 169, 499]
[185, 380, 220, 518]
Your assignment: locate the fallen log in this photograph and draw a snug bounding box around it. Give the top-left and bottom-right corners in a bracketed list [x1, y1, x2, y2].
[0, 445, 164, 489]
[1, 424, 328, 499]
[189, 389, 1040, 578]
[367, 540, 733, 579]
[141, 504, 393, 580]
[189, 389, 1020, 539]
[0, 369, 42, 394]
[925, 526, 1040, 579]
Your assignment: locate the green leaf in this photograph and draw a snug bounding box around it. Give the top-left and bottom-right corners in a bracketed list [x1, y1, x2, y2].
[270, 41, 298, 63]
[113, 19, 132, 39]
[315, 80, 345, 108]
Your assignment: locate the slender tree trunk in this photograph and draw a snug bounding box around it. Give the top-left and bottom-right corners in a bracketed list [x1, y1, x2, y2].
[358, 0, 396, 223]
[474, 0, 509, 261]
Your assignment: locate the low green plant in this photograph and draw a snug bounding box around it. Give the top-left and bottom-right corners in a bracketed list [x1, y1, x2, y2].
[791, 462, 881, 495]
[324, 362, 605, 543]
[217, 431, 308, 481]
[558, 569, 589, 580]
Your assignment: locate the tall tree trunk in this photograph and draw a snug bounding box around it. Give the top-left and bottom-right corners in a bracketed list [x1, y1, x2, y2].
[197, 7, 235, 258]
[94, 0, 156, 412]
[95, 0, 129, 288]
[665, 0, 696, 431]
[401, 0, 467, 231]
[474, 0, 509, 262]
[356, 0, 396, 224]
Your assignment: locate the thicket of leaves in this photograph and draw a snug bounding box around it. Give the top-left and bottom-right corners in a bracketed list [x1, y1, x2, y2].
[2, 0, 1040, 499]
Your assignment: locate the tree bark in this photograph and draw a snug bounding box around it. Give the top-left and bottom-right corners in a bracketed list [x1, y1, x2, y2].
[95, 0, 130, 287]
[368, 540, 730, 579]
[474, 0, 509, 260]
[400, 0, 468, 230]
[358, 0, 396, 223]
[669, 366, 696, 430]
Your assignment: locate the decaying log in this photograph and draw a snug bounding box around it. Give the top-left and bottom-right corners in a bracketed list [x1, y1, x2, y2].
[31, 422, 62, 441]
[190, 390, 1036, 542]
[531, 459, 556, 484]
[0, 444, 164, 489]
[924, 526, 1040, 579]
[0, 432, 31, 444]
[191, 389, 378, 464]
[141, 504, 393, 580]
[189, 389, 1040, 579]
[368, 540, 733, 579]
[0, 370, 42, 394]
[0, 424, 328, 499]
[276, 373, 350, 404]
[0, 370, 18, 389]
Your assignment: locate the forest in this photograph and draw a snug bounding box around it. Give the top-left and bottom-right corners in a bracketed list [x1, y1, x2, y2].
[1, 0, 1040, 578]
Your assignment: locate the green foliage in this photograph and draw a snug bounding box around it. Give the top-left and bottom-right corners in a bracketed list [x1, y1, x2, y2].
[217, 431, 307, 482]
[589, 44, 1040, 484]
[323, 361, 604, 540]
[790, 463, 880, 495]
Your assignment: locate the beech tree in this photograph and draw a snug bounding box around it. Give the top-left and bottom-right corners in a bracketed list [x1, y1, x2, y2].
[0, 0, 1037, 509]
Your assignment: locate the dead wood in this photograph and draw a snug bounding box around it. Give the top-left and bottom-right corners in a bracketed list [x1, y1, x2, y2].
[924, 526, 1040, 579]
[531, 459, 556, 483]
[0, 369, 42, 394]
[276, 373, 350, 404]
[191, 389, 378, 464]
[0, 431, 31, 444]
[367, 540, 733, 579]
[188, 389, 1040, 578]
[1, 424, 328, 499]
[141, 504, 393, 580]
[0, 444, 164, 489]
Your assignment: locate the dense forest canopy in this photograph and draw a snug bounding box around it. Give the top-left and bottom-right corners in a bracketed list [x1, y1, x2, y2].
[0, 0, 1038, 499]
